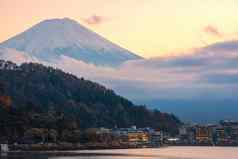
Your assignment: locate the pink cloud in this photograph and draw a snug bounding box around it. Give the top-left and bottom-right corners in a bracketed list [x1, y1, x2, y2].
[83, 14, 107, 25]
[203, 25, 223, 37]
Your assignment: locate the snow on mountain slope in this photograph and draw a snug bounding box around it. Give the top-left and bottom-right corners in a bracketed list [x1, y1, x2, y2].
[0, 47, 37, 64]
[0, 18, 142, 66]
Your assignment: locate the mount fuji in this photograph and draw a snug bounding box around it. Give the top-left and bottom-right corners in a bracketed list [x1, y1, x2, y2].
[0, 18, 142, 66]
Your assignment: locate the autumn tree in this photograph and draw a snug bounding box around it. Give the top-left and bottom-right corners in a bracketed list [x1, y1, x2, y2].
[0, 82, 12, 111]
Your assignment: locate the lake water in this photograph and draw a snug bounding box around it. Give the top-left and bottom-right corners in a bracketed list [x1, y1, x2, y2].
[1, 147, 238, 159]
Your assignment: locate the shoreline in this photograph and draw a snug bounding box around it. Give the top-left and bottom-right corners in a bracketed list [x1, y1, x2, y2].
[7, 143, 160, 152]
[3, 144, 238, 152]
[1, 145, 238, 158]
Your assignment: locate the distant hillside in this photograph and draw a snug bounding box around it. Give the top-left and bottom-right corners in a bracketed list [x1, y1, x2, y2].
[0, 60, 181, 135]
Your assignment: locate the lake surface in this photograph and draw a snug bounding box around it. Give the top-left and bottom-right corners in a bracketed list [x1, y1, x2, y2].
[1, 147, 238, 159]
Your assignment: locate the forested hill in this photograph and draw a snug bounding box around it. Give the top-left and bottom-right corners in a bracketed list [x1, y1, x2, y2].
[0, 60, 181, 134]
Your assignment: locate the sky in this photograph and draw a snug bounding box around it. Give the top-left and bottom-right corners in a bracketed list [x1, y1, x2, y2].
[1, 0, 238, 58]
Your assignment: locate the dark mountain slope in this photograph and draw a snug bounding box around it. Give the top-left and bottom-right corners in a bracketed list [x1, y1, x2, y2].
[0, 60, 180, 134]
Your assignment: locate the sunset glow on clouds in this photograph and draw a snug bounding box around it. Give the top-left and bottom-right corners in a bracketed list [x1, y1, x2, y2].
[1, 0, 238, 57]
[1, 0, 238, 122]
[2, 40, 238, 102]
[2, 39, 238, 122]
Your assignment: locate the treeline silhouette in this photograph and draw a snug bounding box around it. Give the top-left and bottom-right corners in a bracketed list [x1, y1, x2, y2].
[0, 60, 181, 143]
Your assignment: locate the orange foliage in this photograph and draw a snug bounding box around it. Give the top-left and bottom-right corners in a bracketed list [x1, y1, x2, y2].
[0, 95, 12, 111]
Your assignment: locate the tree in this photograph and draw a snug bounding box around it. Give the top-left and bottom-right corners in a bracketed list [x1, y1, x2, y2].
[24, 128, 58, 143]
[48, 129, 58, 143]
[84, 128, 98, 143]
[0, 82, 4, 95]
[0, 96, 12, 111]
[61, 129, 80, 143]
[0, 82, 12, 112]
[24, 128, 46, 143]
[0, 60, 181, 137]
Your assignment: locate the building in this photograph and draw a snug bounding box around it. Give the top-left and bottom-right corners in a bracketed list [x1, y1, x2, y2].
[218, 120, 238, 145]
[178, 125, 196, 144]
[112, 126, 150, 145]
[215, 127, 230, 145]
[195, 126, 213, 144]
[179, 126, 187, 136]
[150, 130, 163, 147]
[127, 131, 149, 143]
[0, 144, 9, 152]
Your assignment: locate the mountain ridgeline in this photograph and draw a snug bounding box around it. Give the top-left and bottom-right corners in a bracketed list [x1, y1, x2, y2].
[0, 18, 142, 67]
[0, 60, 181, 135]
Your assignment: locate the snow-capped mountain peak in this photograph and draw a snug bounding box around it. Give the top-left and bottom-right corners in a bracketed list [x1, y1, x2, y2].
[0, 18, 142, 66]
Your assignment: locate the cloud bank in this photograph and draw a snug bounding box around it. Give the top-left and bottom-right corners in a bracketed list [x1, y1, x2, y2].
[2, 40, 238, 101]
[1, 40, 238, 122]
